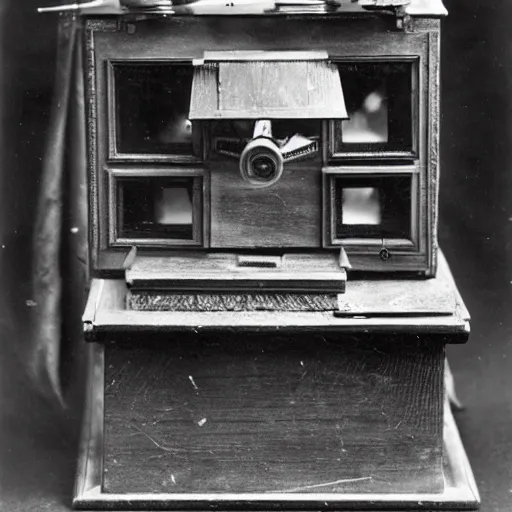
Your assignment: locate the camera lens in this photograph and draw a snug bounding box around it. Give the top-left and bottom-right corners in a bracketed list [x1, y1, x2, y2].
[240, 137, 284, 188]
[250, 155, 277, 181]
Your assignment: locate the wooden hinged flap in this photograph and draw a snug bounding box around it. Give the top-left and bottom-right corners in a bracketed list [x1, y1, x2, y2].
[124, 252, 346, 293]
[189, 51, 348, 120]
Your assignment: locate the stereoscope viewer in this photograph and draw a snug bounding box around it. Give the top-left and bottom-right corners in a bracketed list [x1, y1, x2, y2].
[67, 0, 480, 510]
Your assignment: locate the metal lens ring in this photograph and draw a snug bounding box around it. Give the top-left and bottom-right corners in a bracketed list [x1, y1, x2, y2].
[239, 137, 284, 188]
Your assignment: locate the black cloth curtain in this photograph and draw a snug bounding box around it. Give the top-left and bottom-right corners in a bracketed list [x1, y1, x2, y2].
[30, 12, 88, 404]
[0, 5, 87, 407]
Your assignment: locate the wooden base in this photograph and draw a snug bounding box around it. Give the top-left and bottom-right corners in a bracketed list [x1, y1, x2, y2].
[74, 343, 479, 511]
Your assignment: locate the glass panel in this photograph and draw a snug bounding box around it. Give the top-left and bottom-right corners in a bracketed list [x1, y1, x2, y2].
[334, 176, 411, 239]
[118, 177, 196, 240]
[114, 64, 199, 155]
[333, 62, 413, 154]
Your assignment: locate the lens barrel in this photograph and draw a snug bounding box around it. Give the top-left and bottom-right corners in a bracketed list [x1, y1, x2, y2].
[239, 137, 284, 188]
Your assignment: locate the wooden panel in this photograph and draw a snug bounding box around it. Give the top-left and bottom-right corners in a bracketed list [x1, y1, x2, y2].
[189, 57, 347, 120]
[125, 252, 345, 292]
[210, 162, 322, 248]
[75, 346, 480, 512]
[91, 18, 428, 63]
[338, 276, 456, 314]
[103, 334, 444, 495]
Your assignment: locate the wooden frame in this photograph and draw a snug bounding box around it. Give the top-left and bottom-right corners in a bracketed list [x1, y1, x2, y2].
[85, 16, 438, 276]
[322, 165, 420, 253]
[106, 59, 205, 164]
[106, 167, 209, 248]
[327, 57, 420, 161]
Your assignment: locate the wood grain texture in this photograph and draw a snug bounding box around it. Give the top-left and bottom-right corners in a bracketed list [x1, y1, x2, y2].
[103, 334, 444, 495]
[126, 292, 339, 312]
[104, 335, 443, 493]
[338, 276, 455, 314]
[210, 162, 322, 248]
[74, 345, 480, 511]
[189, 58, 347, 120]
[426, 24, 441, 276]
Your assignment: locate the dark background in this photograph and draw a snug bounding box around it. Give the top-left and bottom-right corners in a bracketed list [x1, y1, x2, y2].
[0, 0, 511, 510]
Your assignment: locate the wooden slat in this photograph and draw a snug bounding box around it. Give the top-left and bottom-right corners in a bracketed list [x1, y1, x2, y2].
[338, 278, 455, 314]
[89, 310, 470, 339]
[201, 50, 329, 62]
[125, 252, 345, 292]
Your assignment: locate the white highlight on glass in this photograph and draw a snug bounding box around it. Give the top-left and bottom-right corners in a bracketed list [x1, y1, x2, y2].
[154, 187, 192, 225]
[342, 187, 381, 225]
[341, 88, 388, 143]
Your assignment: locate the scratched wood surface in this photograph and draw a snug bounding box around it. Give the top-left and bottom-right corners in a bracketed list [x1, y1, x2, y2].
[210, 162, 322, 248]
[103, 334, 443, 494]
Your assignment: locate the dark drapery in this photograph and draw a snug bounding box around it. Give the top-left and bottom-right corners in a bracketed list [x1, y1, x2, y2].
[0, 5, 88, 407]
[30, 13, 88, 404]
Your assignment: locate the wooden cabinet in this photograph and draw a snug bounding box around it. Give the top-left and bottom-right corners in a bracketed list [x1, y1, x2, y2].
[76, 2, 479, 510]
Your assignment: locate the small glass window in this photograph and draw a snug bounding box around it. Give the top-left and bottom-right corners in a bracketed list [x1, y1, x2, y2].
[334, 175, 411, 239]
[331, 62, 415, 157]
[114, 64, 200, 156]
[117, 177, 198, 242]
